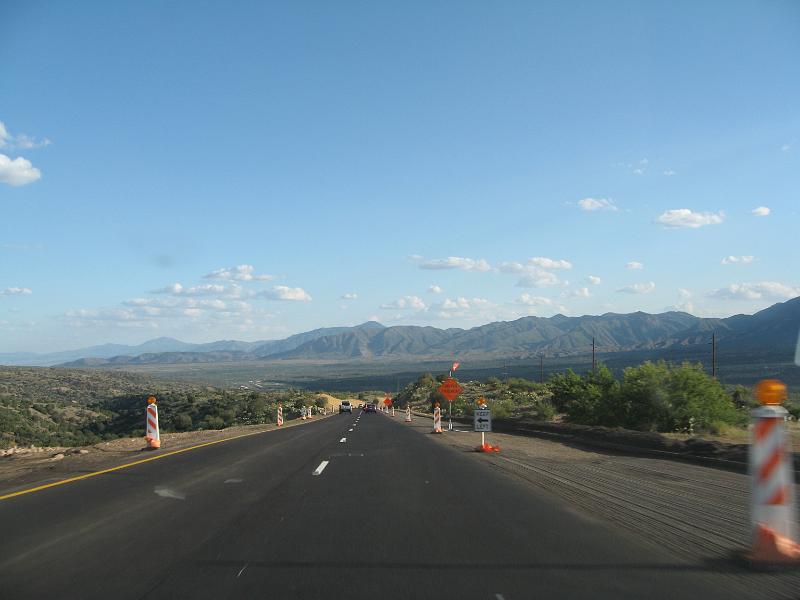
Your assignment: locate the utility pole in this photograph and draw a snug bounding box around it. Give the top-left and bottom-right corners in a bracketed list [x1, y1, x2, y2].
[539, 354, 544, 384]
[712, 331, 717, 379]
[592, 337, 596, 373]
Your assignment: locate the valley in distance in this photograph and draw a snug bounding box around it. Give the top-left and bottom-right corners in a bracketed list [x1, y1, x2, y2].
[3, 298, 799, 390]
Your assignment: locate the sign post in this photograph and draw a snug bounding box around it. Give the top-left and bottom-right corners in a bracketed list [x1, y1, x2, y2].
[474, 398, 499, 453]
[437, 377, 463, 432]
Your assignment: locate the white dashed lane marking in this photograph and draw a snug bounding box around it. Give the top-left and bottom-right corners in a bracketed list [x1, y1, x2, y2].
[312, 461, 329, 476]
[339, 437, 347, 443]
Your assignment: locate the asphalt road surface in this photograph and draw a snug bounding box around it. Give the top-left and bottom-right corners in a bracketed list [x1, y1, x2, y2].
[0, 410, 769, 599]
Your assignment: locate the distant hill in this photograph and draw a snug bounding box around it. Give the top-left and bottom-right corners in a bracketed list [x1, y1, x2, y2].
[36, 298, 800, 368]
[0, 336, 257, 367]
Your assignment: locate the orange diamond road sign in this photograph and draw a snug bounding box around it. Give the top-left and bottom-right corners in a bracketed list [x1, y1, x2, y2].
[437, 378, 463, 402]
[384, 396, 392, 406]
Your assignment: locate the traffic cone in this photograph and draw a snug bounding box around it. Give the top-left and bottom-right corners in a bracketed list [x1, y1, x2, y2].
[747, 380, 800, 564]
[476, 442, 501, 453]
[277, 405, 284, 427]
[405, 405, 412, 422]
[145, 396, 160, 449]
[391, 406, 395, 417]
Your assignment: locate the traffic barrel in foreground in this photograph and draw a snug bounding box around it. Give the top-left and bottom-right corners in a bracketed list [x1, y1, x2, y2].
[748, 379, 800, 564]
[277, 405, 284, 427]
[432, 404, 443, 433]
[145, 396, 160, 450]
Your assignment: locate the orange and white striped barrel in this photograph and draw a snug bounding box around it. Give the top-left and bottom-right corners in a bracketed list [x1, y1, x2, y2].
[405, 405, 412, 422]
[277, 405, 284, 427]
[750, 403, 797, 543]
[433, 407, 442, 433]
[145, 396, 160, 449]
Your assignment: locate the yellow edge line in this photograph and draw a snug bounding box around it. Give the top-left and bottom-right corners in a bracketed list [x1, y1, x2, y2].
[0, 417, 319, 502]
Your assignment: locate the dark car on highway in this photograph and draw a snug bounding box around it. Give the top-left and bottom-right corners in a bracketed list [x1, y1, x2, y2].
[364, 404, 376, 413]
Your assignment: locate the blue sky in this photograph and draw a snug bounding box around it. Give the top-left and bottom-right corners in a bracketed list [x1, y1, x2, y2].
[1, 0, 799, 352]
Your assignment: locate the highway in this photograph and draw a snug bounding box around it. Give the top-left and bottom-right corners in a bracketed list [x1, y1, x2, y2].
[0, 409, 777, 599]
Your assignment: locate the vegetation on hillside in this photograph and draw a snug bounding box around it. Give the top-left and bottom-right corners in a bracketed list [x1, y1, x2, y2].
[395, 361, 777, 434]
[0, 367, 333, 448]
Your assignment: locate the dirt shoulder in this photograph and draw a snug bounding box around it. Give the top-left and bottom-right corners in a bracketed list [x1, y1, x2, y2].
[409, 411, 781, 473]
[0, 414, 333, 497]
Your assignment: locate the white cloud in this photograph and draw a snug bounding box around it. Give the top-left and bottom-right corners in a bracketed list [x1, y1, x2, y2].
[1, 287, 32, 296]
[528, 256, 572, 270]
[261, 286, 312, 302]
[432, 297, 496, 320]
[721, 255, 755, 265]
[588, 275, 602, 285]
[498, 258, 569, 287]
[663, 169, 676, 176]
[0, 122, 51, 150]
[516, 270, 561, 288]
[152, 282, 184, 295]
[781, 144, 791, 152]
[341, 292, 358, 300]
[751, 206, 771, 217]
[617, 282, 656, 294]
[418, 256, 491, 272]
[204, 264, 273, 281]
[633, 168, 644, 175]
[578, 197, 617, 212]
[0, 154, 41, 186]
[709, 282, 800, 301]
[571, 287, 591, 298]
[151, 282, 227, 296]
[428, 285, 443, 294]
[625, 261, 644, 270]
[675, 288, 694, 313]
[655, 209, 725, 229]
[380, 295, 426, 310]
[516, 294, 553, 306]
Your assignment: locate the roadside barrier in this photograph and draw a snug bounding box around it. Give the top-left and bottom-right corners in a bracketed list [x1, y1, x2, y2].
[277, 405, 284, 427]
[145, 396, 160, 449]
[432, 406, 443, 433]
[405, 405, 412, 422]
[748, 379, 800, 563]
[301, 406, 307, 420]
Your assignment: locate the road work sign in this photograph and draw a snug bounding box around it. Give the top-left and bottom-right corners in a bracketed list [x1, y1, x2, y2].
[474, 408, 491, 432]
[437, 378, 463, 402]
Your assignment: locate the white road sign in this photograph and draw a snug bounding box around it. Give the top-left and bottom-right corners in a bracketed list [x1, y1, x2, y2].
[474, 408, 492, 432]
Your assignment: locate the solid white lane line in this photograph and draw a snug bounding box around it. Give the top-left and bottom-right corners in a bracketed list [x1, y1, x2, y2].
[339, 437, 346, 443]
[312, 461, 329, 476]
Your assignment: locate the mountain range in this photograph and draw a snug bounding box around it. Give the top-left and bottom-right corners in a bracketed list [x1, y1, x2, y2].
[2, 297, 798, 368]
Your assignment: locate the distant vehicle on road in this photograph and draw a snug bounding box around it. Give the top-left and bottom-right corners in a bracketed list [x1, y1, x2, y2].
[364, 404, 376, 413]
[339, 401, 352, 414]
